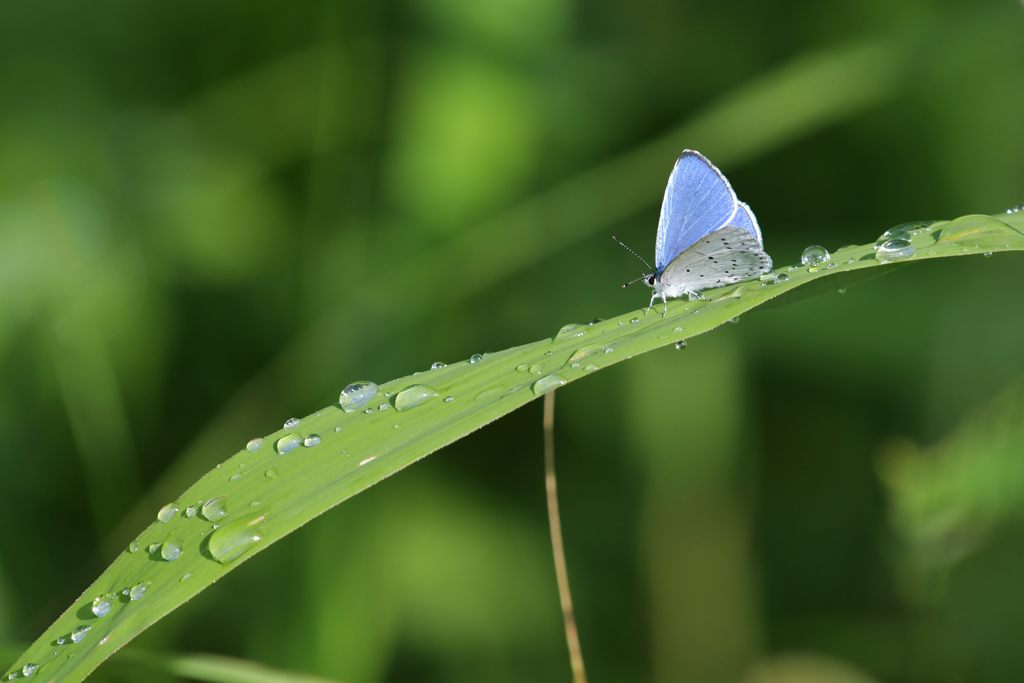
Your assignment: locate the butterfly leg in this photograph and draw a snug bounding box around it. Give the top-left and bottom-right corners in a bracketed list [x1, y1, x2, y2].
[685, 289, 709, 302]
[661, 293, 668, 318]
[645, 291, 658, 315]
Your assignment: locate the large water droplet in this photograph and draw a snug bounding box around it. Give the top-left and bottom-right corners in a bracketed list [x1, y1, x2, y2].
[801, 245, 830, 266]
[245, 438, 263, 453]
[207, 514, 265, 564]
[555, 323, 586, 339]
[161, 541, 183, 562]
[430, 361, 446, 370]
[128, 582, 148, 601]
[157, 503, 179, 523]
[275, 434, 301, 454]
[283, 417, 300, 429]
[21, 663, 37, 678]
[128, 541, 140, 553]
[339, 381, 378, 412]
[469, 353, 483, 364]
[91, 595, 112, 618]
[532, 374, 566, 395]
[71, 625, 91, 644]
[394, 384, 439, 411]
[874, 238, 916, 263]
[303, 434, 321, 447]
[201, 497, 228, 522]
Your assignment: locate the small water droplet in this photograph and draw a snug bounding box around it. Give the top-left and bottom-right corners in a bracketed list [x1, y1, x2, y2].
[759, 272, 779, 285]
[800, 245, 830, 267]
[207, 515, 265, 564]
[983, 251, 993, 258]
[128, 582, 148, 601]
[228, 473, 242, 482]
[838, 287, 847, 294]
[674, 340, 687, 350]
[1005, 203, 1023, 214]
[147, 543, 159, 554]
[157, 503, 179, 523]
[474, 386, 502, 401]
[161, 541, 183, 562]
[264, 467, 278, 479]
[393, 424, 400, 429]
[394, 384, 439, 411]
[359, 456, 376, 466]
[303, 434, 321, 447]
[283, 417, 300, 429]
[363, 407, 373, 414]
[630, 317, 639, 324]
[378, 402, 390, 412]
[824, 262, 837, 270]
[567, 345, 605, 363]
[555, 323, 586, 339]
[128, 541, 140, 553]
[245, 438, 263, 453]
[728, 317, 739, 324]
[275, 434, 301, 454]
[469, 353, 483, 364]
[430, 361, 446, 370]
[71, 625, 91, 644]
[515, 363, 529, 372]
[250, 500, 261, 508]
[776, 273, 790, 283]
[179, 572, 192, 582]
[334, 425, 343, 432]
[532, 374, 566, 395]
[583, 364, 599, 373]
[201, 497, 228, 522]
[443, 395, 455, 403]
[21, 663, 37, 678]
[874, 238, 916, 263]
[185, 505, 198, 518]
[91, 595, 112, 618]
[339, 381, 379, 412]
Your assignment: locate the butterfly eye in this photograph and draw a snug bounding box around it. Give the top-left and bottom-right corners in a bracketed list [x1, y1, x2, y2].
[647, 275, 656, 285]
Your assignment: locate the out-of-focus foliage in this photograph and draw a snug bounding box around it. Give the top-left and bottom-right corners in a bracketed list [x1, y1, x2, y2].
[1, 0, 1023, 681]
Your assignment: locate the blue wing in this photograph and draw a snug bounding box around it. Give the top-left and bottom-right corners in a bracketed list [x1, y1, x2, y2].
[729, 200, 763, 246]
[654, 150, 738, 270]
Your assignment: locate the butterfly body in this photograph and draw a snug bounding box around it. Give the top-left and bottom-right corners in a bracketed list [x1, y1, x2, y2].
[633, 150, 772, 315]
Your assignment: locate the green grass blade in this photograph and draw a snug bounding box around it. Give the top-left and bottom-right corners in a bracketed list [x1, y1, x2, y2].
[8, 211, 1024, 681]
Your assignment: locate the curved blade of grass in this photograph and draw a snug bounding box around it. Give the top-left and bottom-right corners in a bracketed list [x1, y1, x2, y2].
[8, 211, 1024, 681]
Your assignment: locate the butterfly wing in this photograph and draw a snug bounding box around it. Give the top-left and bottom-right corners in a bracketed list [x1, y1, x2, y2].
[655, 150, 738, 270]
[729, 200, 763, 246]
[658, 225, 772, 297]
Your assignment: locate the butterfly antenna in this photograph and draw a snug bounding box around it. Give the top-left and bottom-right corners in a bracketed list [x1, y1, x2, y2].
[611, 235, 653, 272]
[621, 274, 647, 288]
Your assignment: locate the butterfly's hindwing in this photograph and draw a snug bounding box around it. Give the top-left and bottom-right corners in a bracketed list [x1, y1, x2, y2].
[658, 226, 772, 297]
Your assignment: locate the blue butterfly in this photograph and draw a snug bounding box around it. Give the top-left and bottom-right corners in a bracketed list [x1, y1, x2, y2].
[616, 150, 772, 315]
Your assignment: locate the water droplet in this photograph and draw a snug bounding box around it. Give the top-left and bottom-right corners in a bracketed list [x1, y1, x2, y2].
[245, 438, 263, 453]
[147, 543, 159, 554]
[474, 386, 502, 401]
[157, 503, 179, 523]
[555, 323, 586, 339]
[378, 402, 391, 412]
[71, 625, 91, 644]
[759, 272, 779, 285]
[275, 434, 301, 454]
[776, 273, 790, 283]
[228, 473, 242, 482]
[1005, 203, 1023, 214]
[983, 251, 993, 258]
[800, 245, 830, 267]
[876, 226, 911, 245]
[874, 238, 916, 263]
[430, 361, 446, 370]
[128, 541, 140, 554]
[91, 595, 112, 618]
[359, 456, 376, 466]
[21, 664, 37, 678]
[184, 505, 198, 518]
[264, 467, 279, 480]
[393, 384, 439, 411]
[201, 497, 228, 522]
[728, 317, 739, 324]
[128, 582, 148, 601]
[838, 287, 847, 294]
[180, 572, 192, 582]
[583, 364, 599, 373]
[630, 317, 639, 324]
[334, 425, 343, 432]
[363, 407, 373, 414]
[283, 417, 300, 429]
[515, 363, 529, 372]
[469, 353, 483, 364]
[160, 541, 183, 562]
[675, 340, 687, 350]
[250, 500, 261, 508]
[532, 374, 566, 395]
[207, 514, 265, 564]
[528, 364, 545, 375]
[443, 395, 455, 403]
[303, 434, 321, 447]
[824, 262, 837, 270]
[339, 381, 379, 412]
[567, 345, 605, 363]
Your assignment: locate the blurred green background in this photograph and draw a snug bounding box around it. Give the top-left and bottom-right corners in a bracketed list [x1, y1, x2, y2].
[3, 0, 1024, 681]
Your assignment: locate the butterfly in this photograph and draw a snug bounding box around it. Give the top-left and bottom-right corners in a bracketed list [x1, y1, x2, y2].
[616, 150, 772, 316]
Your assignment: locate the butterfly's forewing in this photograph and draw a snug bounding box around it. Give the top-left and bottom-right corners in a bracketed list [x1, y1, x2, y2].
[658, 225, 772, 295]
[654, 150, 738, 270]
[729, 200, 763, 246]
